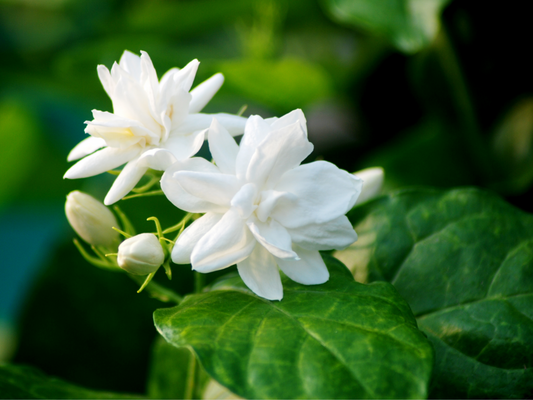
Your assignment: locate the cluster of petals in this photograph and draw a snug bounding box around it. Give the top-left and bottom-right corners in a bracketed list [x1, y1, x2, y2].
[161, 110, 363, 300]
[64, 51, 246, 205]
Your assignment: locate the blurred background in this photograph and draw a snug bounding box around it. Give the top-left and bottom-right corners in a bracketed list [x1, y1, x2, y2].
[1, 0, 532, 394]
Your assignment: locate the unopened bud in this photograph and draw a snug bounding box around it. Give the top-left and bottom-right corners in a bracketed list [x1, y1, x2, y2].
[353, 167, 384, 205]
[65, 191, 119, 247]
[117, 233, 165, 275]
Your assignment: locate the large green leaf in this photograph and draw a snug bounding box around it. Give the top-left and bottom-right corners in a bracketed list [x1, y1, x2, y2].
[322, 0, 452, 54]
[0, 364, 142, 399]
[337, 188, 533, 398]
[154, 256, 433, 399]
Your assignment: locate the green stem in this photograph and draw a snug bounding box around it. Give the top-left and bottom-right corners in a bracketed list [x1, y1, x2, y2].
[129, 275, 182, 304]
[73, 239, 120, 271]
[131, 174, 160, 193]
[184, 350, 196, 399]
[113, 205, 136, 236]
[163, 213, 194, 235]
[434, 25, 495, 182]
[194, 271, 205, 294]
[121, 190, 164, 201]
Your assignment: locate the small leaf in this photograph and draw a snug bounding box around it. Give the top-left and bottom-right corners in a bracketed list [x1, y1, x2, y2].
[322, 0, 452, 53]
[154, 256, 433, 399]
[0, 364, 143, 399]
[338, 188, 533, 398]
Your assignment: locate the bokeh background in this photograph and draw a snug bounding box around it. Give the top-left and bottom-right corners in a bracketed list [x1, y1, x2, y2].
[1, 0, 532, 394]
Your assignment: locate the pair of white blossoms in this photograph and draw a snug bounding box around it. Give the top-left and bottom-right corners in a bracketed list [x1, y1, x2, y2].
[65, 51, 364, 300]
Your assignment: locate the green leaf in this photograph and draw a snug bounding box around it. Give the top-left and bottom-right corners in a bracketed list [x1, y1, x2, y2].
[322, 0, 452, 53]
[0, 364, 142, 399]
[337, 188, 533, 398]
[154, 256, 433, 399]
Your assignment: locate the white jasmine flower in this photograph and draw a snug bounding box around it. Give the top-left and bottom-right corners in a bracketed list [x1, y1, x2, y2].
[65, 191, 119, 247]
[117, 233, 165, 275]
[161, 110, 362, 300]
[353, 167, 384, 205]
[64, 50, 246, 205]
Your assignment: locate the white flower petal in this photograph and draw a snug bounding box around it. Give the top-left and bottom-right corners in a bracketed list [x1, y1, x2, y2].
[255, 190, 297, 223]
[159, 67, 179, 92]
[235, 115, 272, 180]
[354, 167, 384, 205]
[112, 76, 160, 134]
[269, 108, 307, 136]
[138, 148, 177, 171]
[86, 112, 157, 148]
[174, 113, 246, 136]
[172, 212, 222, 264]
[189, 73, 224, 114]
[174, 170, 241, 207]
[119, 50, 142, 80]
[231, 183, 257, 219]
[237, 245, 283, 301]
[64, 146, 141, 179]
[67, 136, 107, 161]
[163, 128, 205, 161]
[247, 218, 298, 260]
[104, 156, 148, 205]
[173, 59, 200, 93]
[140, 51, 160, 119]
[161, 158, 228, 213]
[208, 118, 239, 175]
[97, 65, 114, 98]
[192, 209, 256, 272]
[276, 245, 329, 285]
[246, 120, 313, 189]
[287, 215, 358, 251]
[271, 161, 363, 228]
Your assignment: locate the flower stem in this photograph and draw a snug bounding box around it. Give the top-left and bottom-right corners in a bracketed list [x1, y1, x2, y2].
[113, 205, 136, 236]
[129, 274, 182, 304]
[184, 350, 196, 399]
[121, 190, 164, 201]
[434, 24, 495, 182]
[163, 213, 194, 235]
[194, 271, 205, 294]
[131, 173, 160, 194]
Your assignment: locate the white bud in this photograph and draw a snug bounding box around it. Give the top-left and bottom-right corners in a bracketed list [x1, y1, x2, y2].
[117, 233, 165, 275]
[353, 167, 384, 205]
[65, 191, 119, 247]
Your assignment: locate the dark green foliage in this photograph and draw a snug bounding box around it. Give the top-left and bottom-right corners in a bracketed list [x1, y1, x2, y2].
[344, 188, 533, 398]
[154, 256, 433, 399]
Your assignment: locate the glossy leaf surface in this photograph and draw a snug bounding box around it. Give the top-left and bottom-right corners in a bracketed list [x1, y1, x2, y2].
[154, 256, 433, 399]
[322, 0, 451, 53]
[0, 364, 142, 399]
[338, 188, 533, 398]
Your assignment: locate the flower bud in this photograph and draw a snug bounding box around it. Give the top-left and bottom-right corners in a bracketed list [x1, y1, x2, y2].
[117, 233, 165, 275]
[353, 167, 384, 205]
[65, 191, 119, 247]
